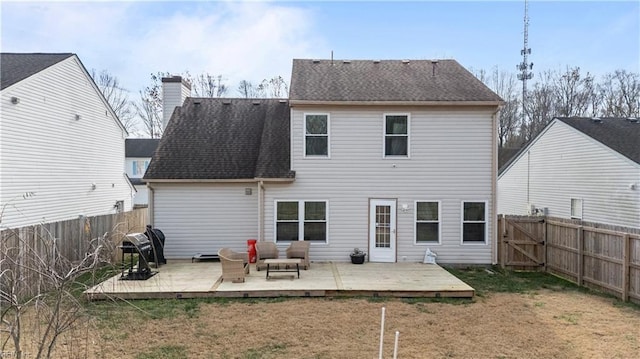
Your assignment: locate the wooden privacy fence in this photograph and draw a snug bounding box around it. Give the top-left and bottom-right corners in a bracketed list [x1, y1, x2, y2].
[0, 208, 148, 264]
[498, 215, 640, 303]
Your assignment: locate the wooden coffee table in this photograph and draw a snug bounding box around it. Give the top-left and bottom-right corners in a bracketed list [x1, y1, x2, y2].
[264, 258, 302, 279]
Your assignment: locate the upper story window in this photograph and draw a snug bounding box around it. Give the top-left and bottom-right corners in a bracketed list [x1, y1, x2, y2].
[304, 114, 329, 157]
[462, 201, 487, 243]
[384, 114, 409, 157]
[132, 160, 149, 176]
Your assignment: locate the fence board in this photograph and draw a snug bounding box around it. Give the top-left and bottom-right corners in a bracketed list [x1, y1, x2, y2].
[499, 215, 640, 303]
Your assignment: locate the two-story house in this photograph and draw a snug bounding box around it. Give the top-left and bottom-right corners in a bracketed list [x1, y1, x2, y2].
[498, 117, 640, 228]
[125, 138, 160, 207]
[144, 59, 503, 264]
[0, 53, 134, 229]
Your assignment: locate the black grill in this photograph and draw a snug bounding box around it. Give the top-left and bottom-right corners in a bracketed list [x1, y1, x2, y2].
[119, 233, 155, 280]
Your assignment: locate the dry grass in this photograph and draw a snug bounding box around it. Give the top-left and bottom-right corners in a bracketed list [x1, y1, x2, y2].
[6, 289, 639, 359]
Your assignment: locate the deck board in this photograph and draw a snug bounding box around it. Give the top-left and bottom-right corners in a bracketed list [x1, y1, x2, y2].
[85, 261, 474, 300]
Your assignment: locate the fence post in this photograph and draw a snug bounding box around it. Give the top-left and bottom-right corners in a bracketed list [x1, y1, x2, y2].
[500, 215, 506, 269]
[622, 234, 630, 302]
[577, 226, 583, 286]
[542, 218, 547, 272]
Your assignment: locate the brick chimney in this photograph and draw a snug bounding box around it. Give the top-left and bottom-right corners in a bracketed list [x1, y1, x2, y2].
[161, 76, 191, 130]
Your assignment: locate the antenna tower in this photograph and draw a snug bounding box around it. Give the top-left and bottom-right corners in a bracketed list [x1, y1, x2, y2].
[517, 0, 533, 129]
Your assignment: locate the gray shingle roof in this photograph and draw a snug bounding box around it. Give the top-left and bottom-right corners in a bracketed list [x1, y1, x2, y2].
[289, 59, 503, 103]
[556, 117, 640, 165]
[125, 139, 160, 158]
[144, 98, 293, 180]
[1, 53, 74, 90]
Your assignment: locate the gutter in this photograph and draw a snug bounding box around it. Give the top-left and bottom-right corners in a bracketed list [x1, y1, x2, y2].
[145, 177, 295, 184]
[289, 100, 504, 107]
[148, 183, 155, 226]
[258, 180, 265, 242]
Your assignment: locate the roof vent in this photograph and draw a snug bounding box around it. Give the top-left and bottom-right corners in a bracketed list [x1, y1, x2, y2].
[252, 100, 261, 105]
[591, 117, 602, 123]
[278, 99, 287, 103]
[402, 60, 410, 64]
[627, 117, 638, 123]
[193, 100, 201, 105]
[343, 60, 351, 64]
[312, 59, 320, 64]
[222, 100, 231, 105]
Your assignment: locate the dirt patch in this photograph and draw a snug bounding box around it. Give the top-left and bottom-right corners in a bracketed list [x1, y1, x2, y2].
[5, 290, 639, 358]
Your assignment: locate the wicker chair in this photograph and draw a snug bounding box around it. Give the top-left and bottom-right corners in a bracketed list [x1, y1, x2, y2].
[255, 242, 279, 271]
[286, 241, 310, 269]
[218, 248, 250, 283]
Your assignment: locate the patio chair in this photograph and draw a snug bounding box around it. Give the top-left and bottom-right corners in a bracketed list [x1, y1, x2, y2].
[218, 248, 250, 283]
[255, 241, 279, 271]
[286, 241, 310, 270]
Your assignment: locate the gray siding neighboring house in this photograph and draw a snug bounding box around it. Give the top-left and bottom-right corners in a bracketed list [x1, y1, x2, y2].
[498, 117, 640, 229]
[0, 53, 133, 229]
[145, 59, 503, 264]
[125, 138, 160, 207]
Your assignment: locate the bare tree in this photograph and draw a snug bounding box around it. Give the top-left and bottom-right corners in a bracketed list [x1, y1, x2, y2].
[134, 72, 170, 138]
[90, 69, 137, 135]
[1, 224, 113, 359]
[523, 70, 556, 143]
[598, 70, 640, 117]
[267, 75, 289, 98]
[554, 66, 597, 117]
[237, 80, 259, 98]
[191, 73, 228, 97]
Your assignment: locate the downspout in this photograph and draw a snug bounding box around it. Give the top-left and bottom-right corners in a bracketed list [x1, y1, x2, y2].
[148, 183, 155, 226]
[491, 108, 500, 265]
[258, 180, 265, 242]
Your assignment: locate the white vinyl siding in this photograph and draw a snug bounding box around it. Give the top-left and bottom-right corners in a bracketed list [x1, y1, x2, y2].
[152, 183, 259, 259]
[498, 120, 640, 228]
[265, 106, 496, 264]
[0, 56, 131, 228]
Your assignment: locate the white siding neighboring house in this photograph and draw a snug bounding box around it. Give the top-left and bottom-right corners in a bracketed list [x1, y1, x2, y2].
[125, 139, 160, 207]
[145, 59, 503, 264]
[0, 53, 133, 229]
[498, 117, 640, 229]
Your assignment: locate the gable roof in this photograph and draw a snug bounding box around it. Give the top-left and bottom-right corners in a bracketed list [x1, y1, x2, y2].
[1, 53, 74, 90]
[144, 98, 293, 180]
[556, 117, 640, 165]
[289, 59, 503, 104]
[125, 139, 160, 158]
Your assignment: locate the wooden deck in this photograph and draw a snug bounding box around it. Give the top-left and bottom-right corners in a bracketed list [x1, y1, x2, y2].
[85, 260, 474, 300]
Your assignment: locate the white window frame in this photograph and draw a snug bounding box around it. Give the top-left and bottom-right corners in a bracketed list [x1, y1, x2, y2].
[461, 201, 488, 245]
[383, 113, 410, 158]
[570, 198, 583, 219]
[274, 200, 329, 244]
[303, 113, 330, 158]
[414, 200, 441, 245]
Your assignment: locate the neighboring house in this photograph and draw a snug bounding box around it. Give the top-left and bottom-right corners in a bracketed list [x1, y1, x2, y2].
[145, 59, 503, 264]
[498, 117, 640, 228]
[0, 53, 133, 229]
[125, 138, 160, 207]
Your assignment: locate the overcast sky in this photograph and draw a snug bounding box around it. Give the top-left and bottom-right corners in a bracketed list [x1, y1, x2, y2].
[1, 0, 639, 97]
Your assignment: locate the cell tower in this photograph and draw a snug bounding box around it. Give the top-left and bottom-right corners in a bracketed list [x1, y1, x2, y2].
[517, 0, 533, 128]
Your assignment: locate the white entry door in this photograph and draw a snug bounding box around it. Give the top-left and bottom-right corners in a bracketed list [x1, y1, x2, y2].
[369, 199, 397, 262]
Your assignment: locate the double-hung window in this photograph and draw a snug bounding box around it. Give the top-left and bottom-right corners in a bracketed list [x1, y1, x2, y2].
[276, 201, 327, 243]
[305, 114, 329, 157]
[415, 201, 440, 244]
[462, 201, 487, 243]
[132, 160, 149, 176]
[384, 114, 409, 157]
